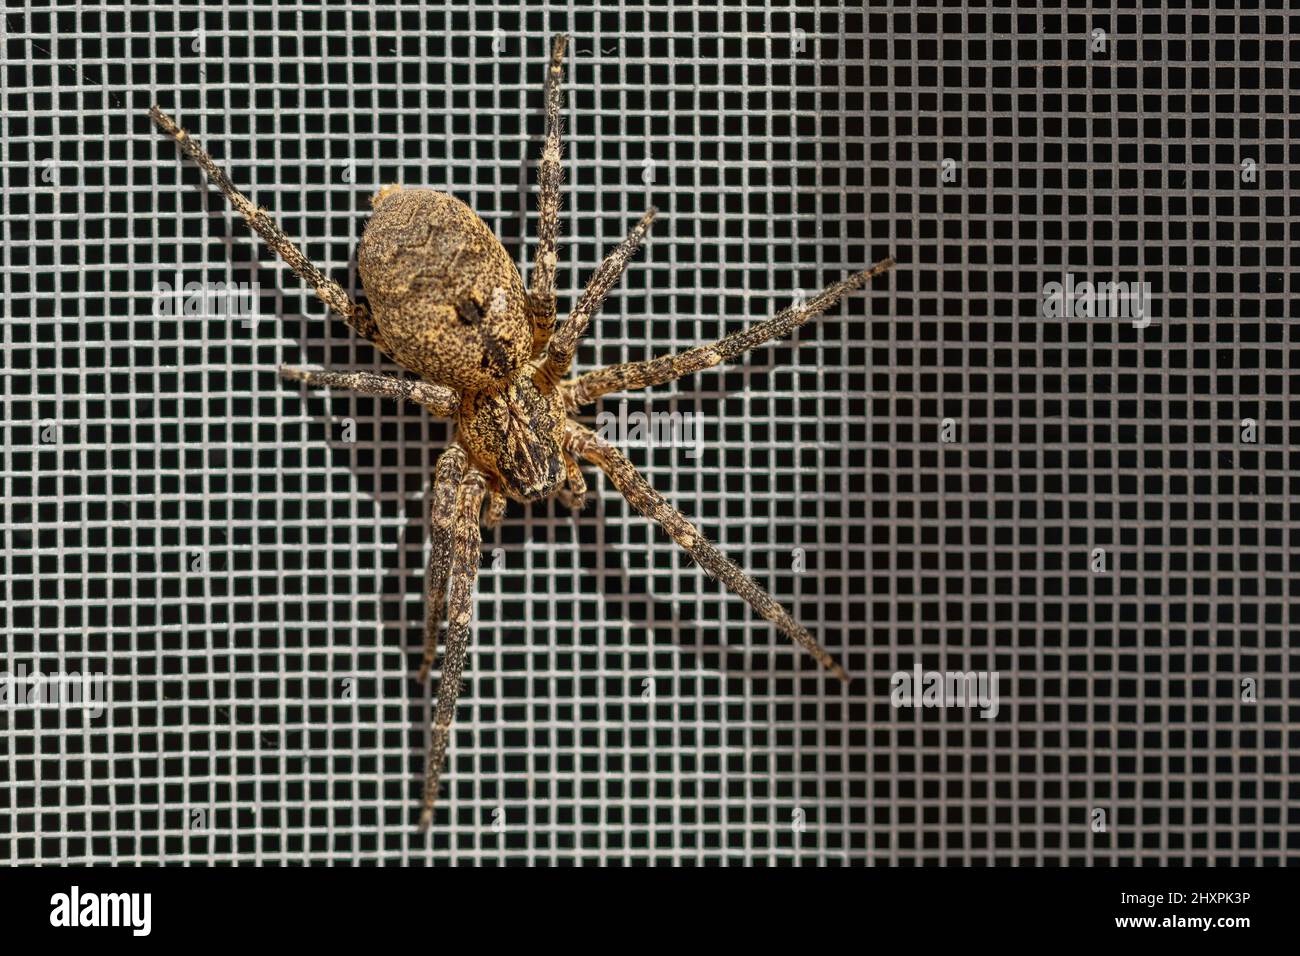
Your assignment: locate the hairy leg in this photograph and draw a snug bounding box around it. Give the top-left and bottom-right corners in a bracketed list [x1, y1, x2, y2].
[483, 485, 508, 528]
[419, 446, 468, 683]
[150, 106, 389, 353]
[565, 258, 894, 406]
[541, 208, 657, 382]
[564, 421, 848, 682]
[528, 34, 569, 356]
[558, 453, 587, 511]
[279, 365, 459, 417]
[420, 468, 487, 828]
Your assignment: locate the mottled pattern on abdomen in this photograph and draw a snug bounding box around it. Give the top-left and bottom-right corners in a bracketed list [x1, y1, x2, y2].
[358, 189, 531, 391]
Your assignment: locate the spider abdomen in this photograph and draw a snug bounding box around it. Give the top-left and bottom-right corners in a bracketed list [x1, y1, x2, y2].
[358, 188, 532, 391]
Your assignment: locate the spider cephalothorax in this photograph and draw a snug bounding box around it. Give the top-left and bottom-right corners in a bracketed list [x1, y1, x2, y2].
[457, 365, 570, 502]
[151, 34, 893, 829]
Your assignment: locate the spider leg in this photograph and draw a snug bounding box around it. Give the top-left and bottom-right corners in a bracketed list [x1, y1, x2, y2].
[483, 484, 508, 528]
[420, 467, 488, 829]
[560, 453, 587, 512]
[565, 258, 895, 406]
[528, 34, 569, 357]
[564, 421, 849, 682]
[542, 208, 657, 382]
[279, 365, 459, 417]
[150, 106, 388, 353]
[419, 446, 468, 683]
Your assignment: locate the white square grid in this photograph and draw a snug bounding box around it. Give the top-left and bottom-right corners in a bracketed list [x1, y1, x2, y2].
[1, 1, 1294, 865]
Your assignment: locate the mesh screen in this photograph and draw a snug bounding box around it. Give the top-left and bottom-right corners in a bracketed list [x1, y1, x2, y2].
[2, 2, 1294, 865]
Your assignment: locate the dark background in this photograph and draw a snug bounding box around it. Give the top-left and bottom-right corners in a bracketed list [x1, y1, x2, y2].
[0, 1, 1294, 864]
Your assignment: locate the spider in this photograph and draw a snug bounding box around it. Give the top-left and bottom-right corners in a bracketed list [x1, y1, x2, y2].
[151, 34, 894, 829]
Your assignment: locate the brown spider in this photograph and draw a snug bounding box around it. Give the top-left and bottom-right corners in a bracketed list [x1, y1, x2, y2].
[151, 35, 893, 829]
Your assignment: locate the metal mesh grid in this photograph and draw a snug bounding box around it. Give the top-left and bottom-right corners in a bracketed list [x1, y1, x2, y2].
[1, 1, 1295, 865]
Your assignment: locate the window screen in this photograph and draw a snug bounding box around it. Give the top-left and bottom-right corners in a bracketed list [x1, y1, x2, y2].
[1, 2, 1292, 865]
